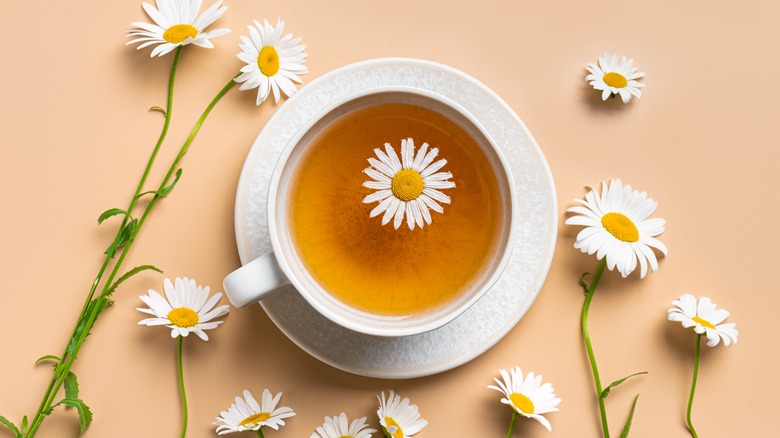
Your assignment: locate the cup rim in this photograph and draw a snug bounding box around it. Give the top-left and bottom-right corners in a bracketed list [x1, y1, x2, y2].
[267, 85, 517, 337]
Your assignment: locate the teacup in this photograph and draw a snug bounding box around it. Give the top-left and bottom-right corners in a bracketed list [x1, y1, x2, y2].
[224, 86, 516, 337]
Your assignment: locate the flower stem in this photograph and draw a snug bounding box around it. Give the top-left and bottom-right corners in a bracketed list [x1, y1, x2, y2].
[23, 46, 184, 438]
[686, 335, 701, 438]
[581, 259, 610, 438]
[256, 427, 265, 438]
[22, 60, 236, 438]
[178, 336, 188, 438]
[506, 411, 518, 437]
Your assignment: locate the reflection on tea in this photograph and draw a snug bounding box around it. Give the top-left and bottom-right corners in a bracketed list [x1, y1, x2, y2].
[289, 102, 505, 316]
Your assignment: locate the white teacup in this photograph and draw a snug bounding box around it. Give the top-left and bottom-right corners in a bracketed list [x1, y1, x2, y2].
[224, 86, 516, 337]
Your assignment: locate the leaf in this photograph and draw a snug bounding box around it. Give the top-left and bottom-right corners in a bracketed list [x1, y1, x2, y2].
[116, 219, 137, 249]
[620, 394, 640, 438]
[601, 372, 648, 399]
[0, 415, 21, 437]
[105, 219, 137, 258]
[106, 265, 163, 297]
[159, 168, 182, 197]
[64, 371, 79, 400]
[66, 298, 112, 356]
[149, 105, 167, 117]
[20, 416, 27, 435]
[97, 208, 129, 224]
[134, 190, 157, 200]
[579, 272, 591, 294]
[35, 355, 61, 366]
[55, 399, 92, 434]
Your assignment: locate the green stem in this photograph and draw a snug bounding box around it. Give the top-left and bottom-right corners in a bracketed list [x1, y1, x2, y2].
[178, 336, 188, 438]
[686, 335, 701, 438]
[31, 76, 237, 435]
[23, 60, 236, 438]
[100, 76, 237, 297]
[582, 259, 610, 438]
[24, 46, 183, 438]
[506, 411, 518, 437]
[256, 427, 265, 438]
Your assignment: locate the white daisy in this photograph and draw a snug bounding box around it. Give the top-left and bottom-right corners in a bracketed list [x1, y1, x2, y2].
[585, 52, 646, 103]
[377, 391, 427, 438]
[668, 294, 739, 347]
[363, 138, 456, 231]
[234, 19, 309, 104]
[126, 0, 230, 57]
[488, 367, 561, 432]
[311, 412, 376, 438]
[565, 178, 667, 278]
[137, 277, 229, 340]
[214, 389, 295, 435]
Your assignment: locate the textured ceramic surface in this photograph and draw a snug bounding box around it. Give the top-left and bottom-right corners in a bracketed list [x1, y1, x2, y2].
[233, 58, 557, 378]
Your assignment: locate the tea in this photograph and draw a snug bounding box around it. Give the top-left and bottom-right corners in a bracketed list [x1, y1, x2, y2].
[288, 101, 506, 316]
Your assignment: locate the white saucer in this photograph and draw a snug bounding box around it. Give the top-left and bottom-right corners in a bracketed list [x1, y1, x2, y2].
[233, 58, 557, 378]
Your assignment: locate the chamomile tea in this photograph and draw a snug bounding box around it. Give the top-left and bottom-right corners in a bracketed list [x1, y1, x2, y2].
[287, 97, 509, 316]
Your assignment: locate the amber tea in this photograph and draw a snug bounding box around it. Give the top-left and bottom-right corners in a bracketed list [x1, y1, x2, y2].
[287, 98, 508, 316]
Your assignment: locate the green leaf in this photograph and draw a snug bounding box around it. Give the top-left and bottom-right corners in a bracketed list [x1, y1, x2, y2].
[159, 168, 183, 197]
[601, 372, 648, 399]
[149, 105, 167, 117]
[35, 354, 61, 366]
[620, 394, 640, 438]
[106, 265, 163, 297]
[64, 371, 79, 400]
[105, 219, 137, 258]
[66, 298, 112, 356]
[97, 208, 129, 224]
[20, 416, 27, 435]
[579, 272, 591, 294]
[55, 399, 92, 434]
[0, 415, 21, 437]
[116, 219, 137, 249]
[134, 190, 157, 200]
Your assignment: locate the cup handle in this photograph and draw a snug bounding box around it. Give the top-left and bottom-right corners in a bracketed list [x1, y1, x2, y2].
[223, 252, 291, 308]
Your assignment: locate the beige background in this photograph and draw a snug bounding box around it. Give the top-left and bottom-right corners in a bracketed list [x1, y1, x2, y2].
[1, 0, 778, 436]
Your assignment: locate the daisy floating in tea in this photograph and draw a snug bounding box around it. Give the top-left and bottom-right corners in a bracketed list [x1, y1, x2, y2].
[362, 137, 455, 230]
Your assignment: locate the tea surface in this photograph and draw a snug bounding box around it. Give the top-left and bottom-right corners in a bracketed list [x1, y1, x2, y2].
[289, 102, 506, 316]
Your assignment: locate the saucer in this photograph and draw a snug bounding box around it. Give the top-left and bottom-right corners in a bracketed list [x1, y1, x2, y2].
[233, 58, 557, 378]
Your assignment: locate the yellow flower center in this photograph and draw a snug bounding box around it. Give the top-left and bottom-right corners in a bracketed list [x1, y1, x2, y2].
[163, 24, 198, 44]
[239, 412, 271, 427]
[603, 72, 628, 88]
[167, 308, 199, 328]
[258, 46, 280, 77]
[391, 169, 425, 201]
[692, 316, 716, 329]
[509, 393, 535, 414]
[384, 417, 403, 438]
[601, 212, 639, 242]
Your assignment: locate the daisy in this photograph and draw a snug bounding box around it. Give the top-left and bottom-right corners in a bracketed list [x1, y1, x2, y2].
[126, 0, 230, 57]
[377, 391, 427, 438]
[363, 138, 456, 230]
[137, 277, 229, 340]
[311, 412, 376, 438]
[235, 19, 309, 104]
[668, 295, 737, 437]
[668, 294, 739, 347]
[214, 389, 295, 435]
[585, 52, 646, 103]
[565, 178, 667, 278]
[488, 367, 561, 432]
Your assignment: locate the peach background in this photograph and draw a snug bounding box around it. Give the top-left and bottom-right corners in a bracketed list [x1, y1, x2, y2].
[1, 0, 778, 436]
